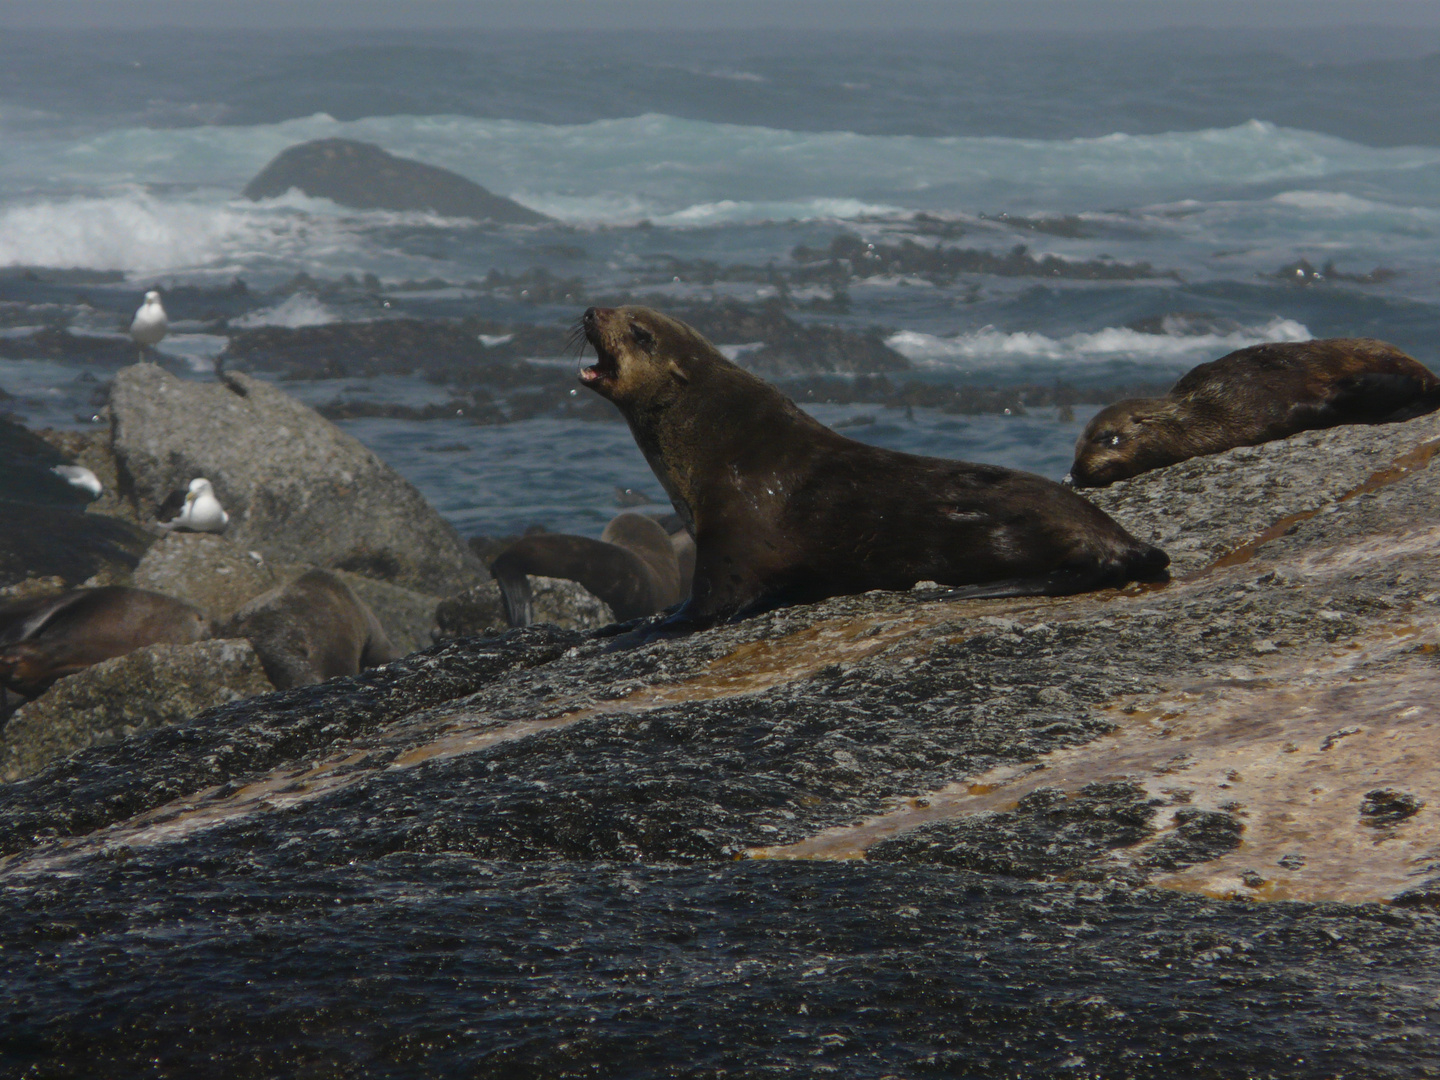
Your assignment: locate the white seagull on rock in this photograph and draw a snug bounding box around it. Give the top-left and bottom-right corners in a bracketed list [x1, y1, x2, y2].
[158, 478, 229, 533]
[129, 289, 168, 360]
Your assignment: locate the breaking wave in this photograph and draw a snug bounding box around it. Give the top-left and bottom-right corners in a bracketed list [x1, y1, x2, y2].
[887, 317, 1313, 372]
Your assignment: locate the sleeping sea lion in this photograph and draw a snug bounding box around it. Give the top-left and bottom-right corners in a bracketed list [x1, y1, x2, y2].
[0, 586, 211, 700]
[576, 304, 1169, 635]
[1068, 338, 1440, 487]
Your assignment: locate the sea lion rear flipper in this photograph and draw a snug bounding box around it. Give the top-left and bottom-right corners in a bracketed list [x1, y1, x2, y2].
[491, 556, 536, 627]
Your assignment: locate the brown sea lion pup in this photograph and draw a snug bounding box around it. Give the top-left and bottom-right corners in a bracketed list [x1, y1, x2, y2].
[0, 587, 211, 701]
[577, 305, 1169, 636]
[221, 569, 396, 690]
[490, 512, 685, 626]
[1067, 338, 1440, 487]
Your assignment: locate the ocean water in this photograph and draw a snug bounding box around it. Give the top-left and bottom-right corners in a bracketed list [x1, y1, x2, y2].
[4, 27, 1440, 536]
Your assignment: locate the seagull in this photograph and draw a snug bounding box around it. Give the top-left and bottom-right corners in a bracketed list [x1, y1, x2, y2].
[129, 289, 168, 361]
[158, 478, 229, 533]
[51, 464, 102, 498]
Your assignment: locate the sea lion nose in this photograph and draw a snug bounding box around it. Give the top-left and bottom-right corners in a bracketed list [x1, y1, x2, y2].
[583, 307, 613, 327]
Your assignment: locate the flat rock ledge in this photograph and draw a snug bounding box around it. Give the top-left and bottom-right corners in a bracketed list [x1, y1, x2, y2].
[4, 413, 1440, 1076]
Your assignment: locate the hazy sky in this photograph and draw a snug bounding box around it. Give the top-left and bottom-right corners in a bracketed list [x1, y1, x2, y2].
[7, 0, 1440, 31]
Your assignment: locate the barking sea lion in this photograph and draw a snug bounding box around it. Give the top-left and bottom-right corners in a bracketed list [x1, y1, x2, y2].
[577, 305, 1169, 634]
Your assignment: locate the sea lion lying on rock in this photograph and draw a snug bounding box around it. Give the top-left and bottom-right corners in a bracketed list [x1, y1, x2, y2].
[491, 512, 685, 626]
[577, 305, 1169, 635]
[1068, 338, 1440, 487]
[221, 569, 397, 690]
[0, 587, 211, 701]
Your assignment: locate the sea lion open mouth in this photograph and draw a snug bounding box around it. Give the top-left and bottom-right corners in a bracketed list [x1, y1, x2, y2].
[579, 307, 619, 390]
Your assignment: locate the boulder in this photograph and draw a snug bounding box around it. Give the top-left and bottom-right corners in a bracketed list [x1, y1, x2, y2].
[433, 576, 613, 640]
[130, 533, 278, 620]
[108, 363, 484, 596]
[330, 569, 440, 658]
[0, 638, 272, 781]
[0, 416, 151, 588]
[242, 138, 549, 224]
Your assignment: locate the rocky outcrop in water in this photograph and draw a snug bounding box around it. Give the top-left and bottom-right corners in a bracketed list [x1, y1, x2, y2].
[109, 363, 483, 595]
[242, 138, 549, 224]
[3, 408, 1440, 1074]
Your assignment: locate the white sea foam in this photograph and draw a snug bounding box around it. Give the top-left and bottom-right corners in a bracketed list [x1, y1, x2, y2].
[887, 317, 1312, 371]
[230, 293, 338, 329]
[0, 188, 470, 276]
[10, 112, 1440, 228]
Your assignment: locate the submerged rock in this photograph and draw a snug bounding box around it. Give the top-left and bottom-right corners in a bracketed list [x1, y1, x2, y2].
[108, 363, 483, 596]
[242, 138, 549, 224]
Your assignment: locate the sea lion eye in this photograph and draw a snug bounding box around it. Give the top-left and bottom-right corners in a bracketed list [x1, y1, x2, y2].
[1105, 434, 1122, 448]
[630, 324, 655, 349]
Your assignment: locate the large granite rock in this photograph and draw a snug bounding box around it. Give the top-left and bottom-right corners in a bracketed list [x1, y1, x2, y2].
[329, 569, 440, 659]
[0, 638, 272, 781]
[5, 411, 1440, 1072]
[108, 363, 483, 596]
[433, 576, 614, 640]
[130, 532, 278, 620]
[242, 138, 549, 224]
[0, 416, 151, 588]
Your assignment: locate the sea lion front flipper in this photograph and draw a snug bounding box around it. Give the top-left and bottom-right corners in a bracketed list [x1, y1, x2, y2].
[602, 602, 715, 650]
[939, 558, 1170, 601]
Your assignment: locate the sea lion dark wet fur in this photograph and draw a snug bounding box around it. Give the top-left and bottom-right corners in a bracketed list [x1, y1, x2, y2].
[0, 587, 211, 701]
[491, 512, 685, 625]
[1068, 338, 1440, 487]
[221, 569, 396, 689]
[577, 305, 1169, 634]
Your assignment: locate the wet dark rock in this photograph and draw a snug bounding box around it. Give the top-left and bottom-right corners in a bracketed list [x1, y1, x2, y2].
[241, 138, 549, 224]
[868, 782, 1160, 880]
[670, 300, 908, 376]
[1138, 809, 1245, 871]
[0, 327, 135, 365]
[108, 363, 483, 595]
[0, 639, 272, 781]
[1359, 788, 1425, 826]
[1273, 257, 1396, 286]
[0, 416, 151, 588]
[791, 233, 1168, 285]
